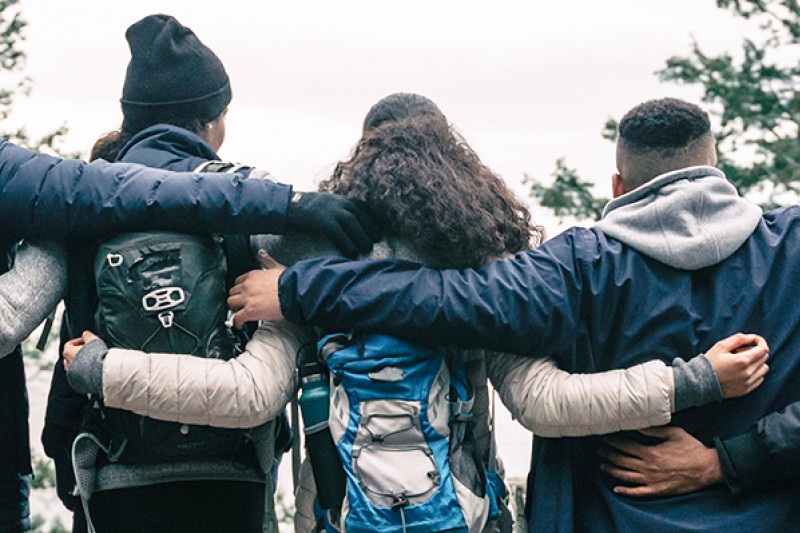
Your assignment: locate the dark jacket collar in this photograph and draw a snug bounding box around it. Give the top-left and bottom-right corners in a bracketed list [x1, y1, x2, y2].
[116, 124, 219, 172]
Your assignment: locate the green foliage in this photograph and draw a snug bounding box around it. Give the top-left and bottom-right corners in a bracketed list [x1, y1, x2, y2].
[524, 159, 607, 221]
[0, 0, 77, 157]
[658, 0, 800, 205]
[530, 0, 800, 220]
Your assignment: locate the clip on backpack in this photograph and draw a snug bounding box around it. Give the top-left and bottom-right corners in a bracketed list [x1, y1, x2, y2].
[312, 332, 497, 533]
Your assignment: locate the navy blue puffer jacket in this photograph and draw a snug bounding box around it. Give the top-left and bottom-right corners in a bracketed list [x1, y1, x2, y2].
[0, 139, 291, 239]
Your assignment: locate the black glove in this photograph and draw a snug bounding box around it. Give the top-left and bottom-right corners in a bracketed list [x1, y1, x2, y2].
[286, 191, 381, 257]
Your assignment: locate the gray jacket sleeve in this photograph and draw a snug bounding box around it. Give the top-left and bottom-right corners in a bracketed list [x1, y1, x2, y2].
[0, 240, 66, 356]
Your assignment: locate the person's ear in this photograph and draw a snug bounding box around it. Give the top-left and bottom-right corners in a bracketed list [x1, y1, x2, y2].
[612, 172, 626, 198]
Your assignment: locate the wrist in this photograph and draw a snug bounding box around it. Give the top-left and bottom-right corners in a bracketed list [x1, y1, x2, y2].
[700, 446, 724, 487]
[276, 267, 289, 321]
[66, 338, 108, 396]
[672, 353, 723, 411]
[286, 191, 310, 228]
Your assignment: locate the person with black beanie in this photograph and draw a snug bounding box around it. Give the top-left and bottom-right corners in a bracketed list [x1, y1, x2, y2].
[40, 13, 378, 533]
[93, 14, 378, 258]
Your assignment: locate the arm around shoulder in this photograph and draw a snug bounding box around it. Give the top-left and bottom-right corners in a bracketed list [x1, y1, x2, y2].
[487, 352, 674, 437]
[279, 231, 592, 356]
[0, 141, 293, 240]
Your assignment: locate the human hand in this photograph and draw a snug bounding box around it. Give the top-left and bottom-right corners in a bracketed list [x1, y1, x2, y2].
[63, 331, 99, 370]
[598, 426, 722, 498]
[286, 192, 380, 258]
[228, 250, 286, 328]
[704, 333, 769, 398]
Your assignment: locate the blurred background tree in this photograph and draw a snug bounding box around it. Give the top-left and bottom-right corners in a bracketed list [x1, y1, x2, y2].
[0, 0, 76, 156]
[529, 0, 800, 219]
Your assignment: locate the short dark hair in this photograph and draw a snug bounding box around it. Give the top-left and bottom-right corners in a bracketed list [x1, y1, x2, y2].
[619, 98, 710, 151]
[616, 98, 715, 190]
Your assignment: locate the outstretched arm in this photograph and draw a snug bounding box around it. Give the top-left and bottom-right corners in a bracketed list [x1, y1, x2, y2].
[0, 140, 378, 256]
[0, 240, 66, 356]
[489, 355, 673, 437]
[0, 140, 291, 239]
[64, 321, 311, 429]
[489, 333, 768, 438]
[232, 229, 594, 356]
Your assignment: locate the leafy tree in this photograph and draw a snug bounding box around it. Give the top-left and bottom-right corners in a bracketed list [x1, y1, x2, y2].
[529, 0, 800, 219]
[523, 159, 607, 221]
[0, 0, 77, 156]
[0, 0, 80, 529]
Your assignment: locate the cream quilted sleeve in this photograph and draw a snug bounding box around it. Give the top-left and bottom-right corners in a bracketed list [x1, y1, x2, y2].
[487, 353, 674, 437]
[101, 320, 312, 429]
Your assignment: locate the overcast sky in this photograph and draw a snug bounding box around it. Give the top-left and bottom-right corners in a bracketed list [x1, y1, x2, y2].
[12, 1, 750, 232]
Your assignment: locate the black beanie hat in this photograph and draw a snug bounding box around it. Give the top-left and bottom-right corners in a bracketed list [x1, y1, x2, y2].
[121, 14, 231, 132]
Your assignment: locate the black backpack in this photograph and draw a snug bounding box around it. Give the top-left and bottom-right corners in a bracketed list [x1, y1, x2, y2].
[92, 230, 246, 463]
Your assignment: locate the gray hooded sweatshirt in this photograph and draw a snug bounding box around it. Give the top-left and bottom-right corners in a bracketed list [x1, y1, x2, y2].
[595, 165, 763, 408]
[596, 166, 762, 270]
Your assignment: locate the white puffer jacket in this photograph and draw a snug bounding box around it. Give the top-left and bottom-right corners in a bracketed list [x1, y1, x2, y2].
[101, 320, 310, 428]
[487, 353, 672, 437]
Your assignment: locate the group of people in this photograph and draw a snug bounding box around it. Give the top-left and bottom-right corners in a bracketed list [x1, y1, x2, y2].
[0, 11, 795, 533]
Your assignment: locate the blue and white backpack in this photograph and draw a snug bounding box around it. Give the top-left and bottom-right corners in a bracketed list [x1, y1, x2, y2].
[318, 333, 498, 533]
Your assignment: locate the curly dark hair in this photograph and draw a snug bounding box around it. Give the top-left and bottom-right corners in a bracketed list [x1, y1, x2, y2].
[320, 96, 541, 269]
[619, 97, 711, 151]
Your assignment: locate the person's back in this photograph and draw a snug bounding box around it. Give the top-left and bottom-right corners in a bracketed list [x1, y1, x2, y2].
[511, 100, 800, 532]
[267, 98, 800, 532]
[57, 15, 267, 533]
[526, 216, 800, 531]
[286, 92, 536, 532]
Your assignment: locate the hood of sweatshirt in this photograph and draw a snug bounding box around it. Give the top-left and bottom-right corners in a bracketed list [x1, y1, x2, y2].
[595, 166, 762, 270]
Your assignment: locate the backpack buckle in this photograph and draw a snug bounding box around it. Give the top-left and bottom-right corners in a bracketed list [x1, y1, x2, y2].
[449, 400, 473, 423]
[142, 287, 185, 312]
[106, 254, 123, 267]
[158, 311, 174, 328]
